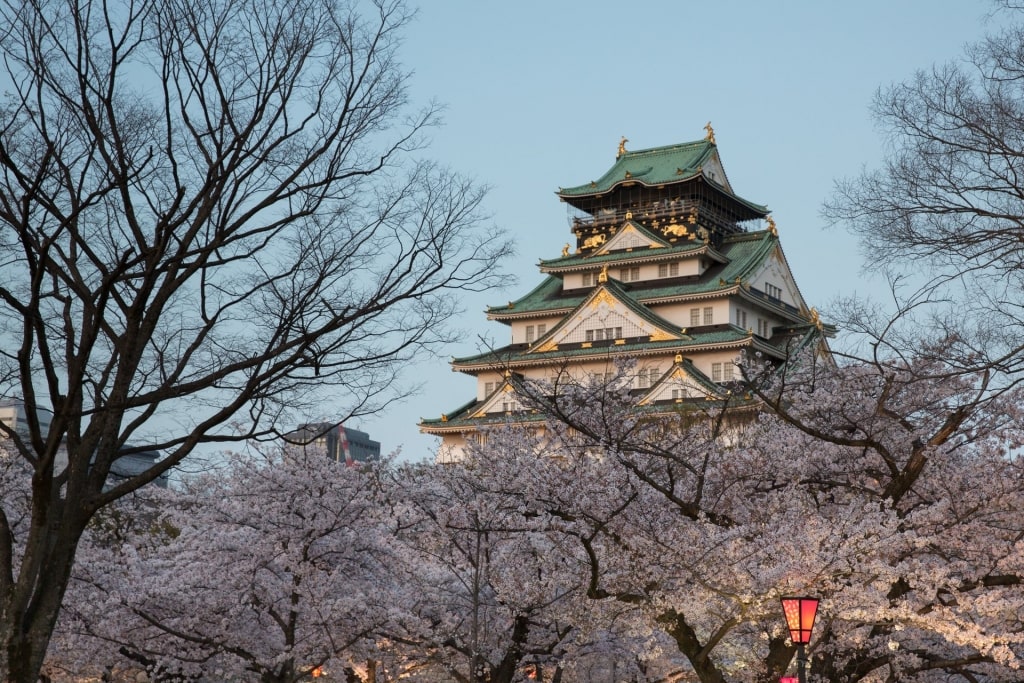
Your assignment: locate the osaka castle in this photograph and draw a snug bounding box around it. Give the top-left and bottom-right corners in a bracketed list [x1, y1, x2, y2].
[420, 127, 831, 460]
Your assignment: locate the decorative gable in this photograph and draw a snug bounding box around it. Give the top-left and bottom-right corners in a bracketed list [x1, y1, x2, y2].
[473, 380, 525, 416]
[749, 245, 807, 310]
[702, 151, 732, 192]
[638, 357, 724, 405]
[532, 285, 684, 353]
[593, 221, 669, 255]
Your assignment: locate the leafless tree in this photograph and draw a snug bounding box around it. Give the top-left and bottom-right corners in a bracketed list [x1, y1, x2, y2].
[0, 0, 511, 678]
[823, 4, 1024, 382]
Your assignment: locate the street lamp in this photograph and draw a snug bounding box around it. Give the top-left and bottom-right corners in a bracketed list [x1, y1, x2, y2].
[781, 596, 819, 683]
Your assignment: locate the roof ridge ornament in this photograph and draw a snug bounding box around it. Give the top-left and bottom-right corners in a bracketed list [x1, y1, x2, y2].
[704, 121, 716, 144]
[617, 136, 628, 158]
[766, 215, 778, 235]
[810, 307, 823, 330]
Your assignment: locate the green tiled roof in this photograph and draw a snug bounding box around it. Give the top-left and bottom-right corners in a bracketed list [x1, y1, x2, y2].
[419, 381, 761, 429]
[489, 231, 779, 318]
[558, 139, 717, 197]
[451, 325, 765, 369]
[557, 139, 769, 215]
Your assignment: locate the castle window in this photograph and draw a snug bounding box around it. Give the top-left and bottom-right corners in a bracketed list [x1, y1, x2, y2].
[757, 319, 770, 337]
[736, 310, 747, 328]
[690, 308, 700, 326]
[485, 382, 495, 395]
[765, 283, 782, 300]
[583, 272, 595, 287]
[537, 323, 546, 336]
[712, 363, 722, 382]
[526, 325, 535, 342]
[638, 367, 659, 388]
[619, 266, 640, 282]
[658, 262, 680, 278]
[587, 326, 622, 342]
[703, 307, 713, 325]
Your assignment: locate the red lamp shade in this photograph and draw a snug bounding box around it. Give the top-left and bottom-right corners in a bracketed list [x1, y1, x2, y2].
[781, 596, 819, 644]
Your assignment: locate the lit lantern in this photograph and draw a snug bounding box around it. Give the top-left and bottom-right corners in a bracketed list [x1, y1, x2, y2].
[780, 596, 819, 644]
[780, 596, 820, 683]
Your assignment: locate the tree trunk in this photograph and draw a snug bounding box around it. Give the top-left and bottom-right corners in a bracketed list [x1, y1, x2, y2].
[1, 504, 87, 683]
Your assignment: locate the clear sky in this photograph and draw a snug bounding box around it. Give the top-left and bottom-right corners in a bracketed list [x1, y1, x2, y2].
[350, 0, 997, 462]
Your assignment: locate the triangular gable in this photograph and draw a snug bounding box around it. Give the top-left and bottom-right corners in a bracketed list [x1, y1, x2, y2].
[701, 150, 733, 193]
[638, 357, 725, 405]
[532, 283, 685, 353]
[471, 380, 524, 417]
[748, 243, 809, 312]
[593, 220, 669, 255]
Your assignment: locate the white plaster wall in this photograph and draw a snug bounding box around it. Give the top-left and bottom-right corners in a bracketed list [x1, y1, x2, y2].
[651, 299, 728, 329]
[510, 317, 561, 344]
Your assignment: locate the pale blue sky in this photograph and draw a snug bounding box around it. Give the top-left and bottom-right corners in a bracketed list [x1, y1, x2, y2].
[352, 1, 997, 461]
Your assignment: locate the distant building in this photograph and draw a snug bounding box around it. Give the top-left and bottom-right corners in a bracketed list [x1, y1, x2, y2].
[288, 423, 381, 464]
[1, 399, 167, 488]
[0, 399, 52, 439]
[106, 447, 170, 489]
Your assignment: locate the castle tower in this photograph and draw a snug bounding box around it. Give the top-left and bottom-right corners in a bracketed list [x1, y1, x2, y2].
[420, 130, 831, 460]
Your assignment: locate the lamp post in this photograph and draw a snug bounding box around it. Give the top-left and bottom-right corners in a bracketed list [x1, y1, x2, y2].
[781, 596, 819, 683]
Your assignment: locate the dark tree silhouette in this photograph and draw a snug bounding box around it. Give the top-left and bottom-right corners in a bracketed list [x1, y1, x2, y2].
[0, 0, 510, 679]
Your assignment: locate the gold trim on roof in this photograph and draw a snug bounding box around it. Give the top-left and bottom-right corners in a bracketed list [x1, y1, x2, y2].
[810, 307, 823, 330]
[589, 288, 616, 308]
[617, 136, 628, 158]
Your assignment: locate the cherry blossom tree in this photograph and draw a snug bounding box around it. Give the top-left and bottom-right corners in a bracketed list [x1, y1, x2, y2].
[52, 449, 411, 683]
[43, 346, 1024, 683]
[378, 450, 607, 683]
[484, 356, 1024, 683]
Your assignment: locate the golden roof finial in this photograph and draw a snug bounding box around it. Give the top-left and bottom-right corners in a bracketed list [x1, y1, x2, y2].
[562, 243, 570, 257]
[598, 264, 609, 283]
[674, 353, 683, 364]
[617, 136, 629, 158]
[766, 215, 778, 236]
[704, 121, 716, 144]
[809, 307, 823, 330]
